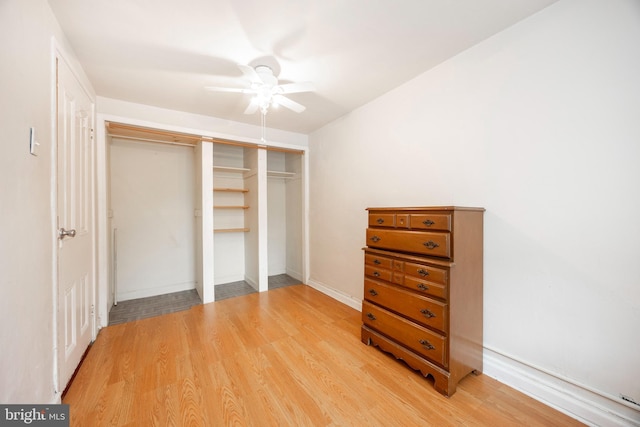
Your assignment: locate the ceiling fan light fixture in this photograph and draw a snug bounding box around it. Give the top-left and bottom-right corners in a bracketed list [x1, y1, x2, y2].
[206, 63, 313, 117]
[272, 94, 283, 108]
[253, 92, 271, 114]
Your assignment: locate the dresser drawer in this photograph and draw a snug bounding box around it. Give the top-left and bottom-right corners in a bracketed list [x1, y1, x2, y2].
[364, 253, 393, 270]
[409, 213, 452, 231]
[364, 279, 447, 332]
[368, 213, 395, 228]
[368, 213, 410, 228]
[362, 301, 447, 367]
[404, 262, 448, 286]
[364, 265, 393, 282]
[366, 228, 451, 258]
[396, 214, 409, 228]
[403, 276, 447, 300]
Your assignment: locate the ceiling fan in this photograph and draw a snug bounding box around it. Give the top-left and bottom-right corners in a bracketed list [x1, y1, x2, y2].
[206, 64, 314, 115]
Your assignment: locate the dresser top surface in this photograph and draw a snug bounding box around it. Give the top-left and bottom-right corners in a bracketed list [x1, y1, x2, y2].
[366, 206, 485, 212]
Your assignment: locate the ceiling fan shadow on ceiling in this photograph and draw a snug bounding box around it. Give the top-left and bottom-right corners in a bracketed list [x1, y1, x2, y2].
[205, 64, 314, 116]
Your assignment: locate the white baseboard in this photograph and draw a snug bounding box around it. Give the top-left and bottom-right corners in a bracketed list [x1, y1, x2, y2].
[244, 275, 258, 291]
[116, 281, 196, 302]
[285, 267, 303, 282]
[305, 279, 362, 311]
[483, 347, 640, 427]
[51, 392, 62, 405]
[214, 274, 245, 286]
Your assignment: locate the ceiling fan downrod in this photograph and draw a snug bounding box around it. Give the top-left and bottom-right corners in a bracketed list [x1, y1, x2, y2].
[261, 109, 267, 143]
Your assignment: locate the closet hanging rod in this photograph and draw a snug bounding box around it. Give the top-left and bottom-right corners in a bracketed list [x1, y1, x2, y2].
[106, 133, 196, 148]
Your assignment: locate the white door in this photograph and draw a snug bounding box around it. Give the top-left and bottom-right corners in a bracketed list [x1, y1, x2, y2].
[56, 57, 94, 390]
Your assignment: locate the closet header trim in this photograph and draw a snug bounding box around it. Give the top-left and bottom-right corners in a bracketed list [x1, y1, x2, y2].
[105, 121, 304, 154]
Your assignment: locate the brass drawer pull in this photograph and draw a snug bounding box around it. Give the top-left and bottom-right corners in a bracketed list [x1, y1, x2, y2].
[422, 219, 435, 226]
[417, 283, 429, 291]
[376, 218, 384, 224]
[373, 271, 380, 277]
[417, 268, 429, 277]
[368, 289, 378, 296]
[423, 240, 439, 249]
[420, 309, 435, 318]
[373, 259, 381, 265]
[419, 339, 435, 350]
[370, 235, 381, 243]
[366, 313, 376, 321]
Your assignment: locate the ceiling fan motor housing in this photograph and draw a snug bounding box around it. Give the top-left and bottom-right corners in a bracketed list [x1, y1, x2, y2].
[255, 65, 278, 87]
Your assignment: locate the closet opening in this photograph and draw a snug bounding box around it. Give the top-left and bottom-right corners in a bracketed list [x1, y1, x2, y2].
[212, 143, 260, 300]
[266, 149, 304, 290]
[104, 121, 307, 313]
[106, 122, 201, 324]
[211, 144, 305, 300]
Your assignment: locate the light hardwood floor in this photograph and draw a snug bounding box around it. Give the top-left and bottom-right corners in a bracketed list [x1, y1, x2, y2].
[63, 285, 584, 426]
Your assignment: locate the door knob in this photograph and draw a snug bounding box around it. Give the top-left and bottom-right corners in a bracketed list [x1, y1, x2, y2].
[59, 228, 76, 239]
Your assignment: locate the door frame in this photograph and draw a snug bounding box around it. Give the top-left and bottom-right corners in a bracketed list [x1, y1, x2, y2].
[51, 40, 97, 397]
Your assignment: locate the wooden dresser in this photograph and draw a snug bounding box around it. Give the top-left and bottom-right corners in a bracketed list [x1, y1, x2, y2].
[361, 206, 484, 397]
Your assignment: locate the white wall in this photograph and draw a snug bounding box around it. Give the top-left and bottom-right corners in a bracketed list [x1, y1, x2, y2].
[267, 151, 288, 275]
[284, 152, 304, 281]
[110, 138, 196, 300]
[267, 177, 287, 275]
[0, 0, 94, 403]
[308, 0, 640, 423]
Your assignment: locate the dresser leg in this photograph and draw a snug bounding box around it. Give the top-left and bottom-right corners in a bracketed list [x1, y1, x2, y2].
[431, 373, 455, 397]
[361, 325, 373, 345]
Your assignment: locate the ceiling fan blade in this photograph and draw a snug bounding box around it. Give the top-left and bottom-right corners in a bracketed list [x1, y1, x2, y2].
[244, 102, 259, 115]
[278, 81, 315, 94]
[205, 86, 254, 94]
[274, 95, 306, 113]
[238, 64, 262, 84]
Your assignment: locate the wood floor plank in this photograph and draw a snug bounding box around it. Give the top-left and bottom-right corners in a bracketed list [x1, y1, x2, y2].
[270, 335, 372, 425]
[63, 285, 584, 426]
[245, 343, 327, 426]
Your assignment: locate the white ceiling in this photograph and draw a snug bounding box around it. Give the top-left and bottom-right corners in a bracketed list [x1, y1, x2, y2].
[47, 0, 557, 134]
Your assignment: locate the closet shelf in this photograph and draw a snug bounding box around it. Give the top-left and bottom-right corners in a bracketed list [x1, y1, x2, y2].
[214, 228, 250, 233]
[213, 187, 249, 193]
[267, 170, 295, 178]
[213, 165, 250, 173]
[214, 205, 249, 209]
